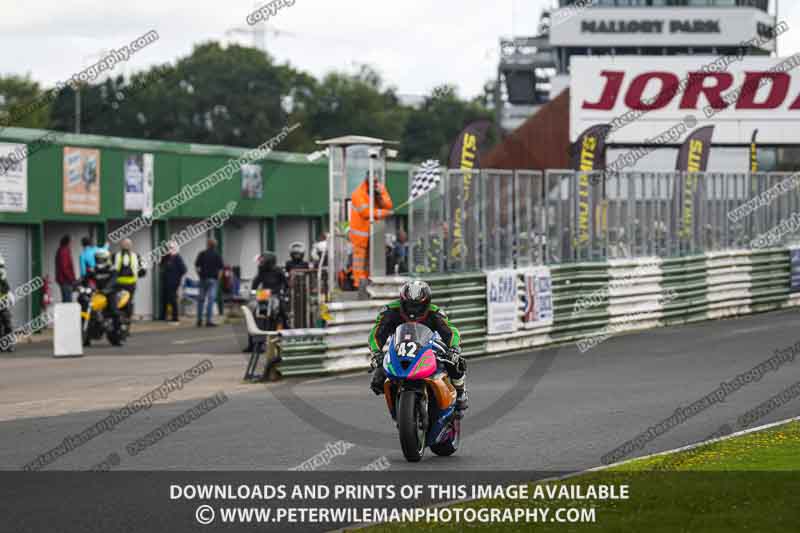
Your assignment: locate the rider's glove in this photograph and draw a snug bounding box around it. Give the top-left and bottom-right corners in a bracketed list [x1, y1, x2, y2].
[432, 339, 449, 357]
[448, 345, 462, 361]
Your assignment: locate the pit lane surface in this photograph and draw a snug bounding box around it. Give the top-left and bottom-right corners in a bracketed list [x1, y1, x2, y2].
[1, 310, 799, 471]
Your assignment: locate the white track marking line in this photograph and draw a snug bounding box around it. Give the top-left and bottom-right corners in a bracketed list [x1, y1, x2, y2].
[172, 335, 232, 345]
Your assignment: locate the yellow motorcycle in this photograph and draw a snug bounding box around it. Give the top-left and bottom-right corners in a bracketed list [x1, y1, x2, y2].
[76, 284, 130, 346]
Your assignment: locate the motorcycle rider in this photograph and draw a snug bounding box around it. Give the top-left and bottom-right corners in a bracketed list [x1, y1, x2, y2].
[368, 279, 469, 417]
[285, 242, 310, 274]
[252, 252, 287, 292]
[242, 252, 287, 351]
[86, 248, 120, 316]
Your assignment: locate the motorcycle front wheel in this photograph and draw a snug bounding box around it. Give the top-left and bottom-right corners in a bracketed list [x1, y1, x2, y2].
[397, 390, 425, 462]
[107, 316, 123, 346]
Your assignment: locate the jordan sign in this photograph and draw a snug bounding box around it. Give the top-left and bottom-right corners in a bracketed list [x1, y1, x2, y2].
[571, 56, 800, 145]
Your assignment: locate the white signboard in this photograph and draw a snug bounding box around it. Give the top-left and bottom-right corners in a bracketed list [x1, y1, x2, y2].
[522, 267, 553, 328]
[571, 56, 800, 145]
[124, 152, 154, 213]
[53, 303, 83, 357]
[486, 269, 518, 335]
[550, 7, 776, 51]
[142, 153, 154, 218]
[0, 143, 27, 212]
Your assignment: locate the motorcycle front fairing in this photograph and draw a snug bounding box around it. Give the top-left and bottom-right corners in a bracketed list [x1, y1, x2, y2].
[382, 323, 456, 446]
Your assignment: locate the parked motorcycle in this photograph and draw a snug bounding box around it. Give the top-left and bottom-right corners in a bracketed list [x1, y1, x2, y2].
[379, 323, 461, 462]
[76, 284, 130, 346]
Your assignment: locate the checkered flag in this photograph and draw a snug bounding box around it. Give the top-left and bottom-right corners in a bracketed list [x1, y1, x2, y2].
[409, 159, 442, 202]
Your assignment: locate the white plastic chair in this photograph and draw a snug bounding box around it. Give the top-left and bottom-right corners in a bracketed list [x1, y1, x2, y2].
[241, 305, 280, 381]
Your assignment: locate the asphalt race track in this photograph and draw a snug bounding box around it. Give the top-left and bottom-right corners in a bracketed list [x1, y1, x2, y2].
[1, 310, 800, 472]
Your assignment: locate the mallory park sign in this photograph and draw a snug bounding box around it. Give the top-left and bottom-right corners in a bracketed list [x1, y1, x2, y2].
[581, 19, 721, 35]
[549, 7, 777, 51]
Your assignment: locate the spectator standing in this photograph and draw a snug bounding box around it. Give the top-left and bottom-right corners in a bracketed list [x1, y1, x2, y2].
[55, 235, 77, 302]
[79, 237, 97, 278]
[393, 228, 409, 274]
[195, 238, 224, 327]
[311, 232, 328, 268]
[159, 242, 186, 323]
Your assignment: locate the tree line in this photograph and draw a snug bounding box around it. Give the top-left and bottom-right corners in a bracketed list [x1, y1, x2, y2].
[0, 41, 494, 163]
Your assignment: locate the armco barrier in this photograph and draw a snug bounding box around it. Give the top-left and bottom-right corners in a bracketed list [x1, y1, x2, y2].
[274, 248, 796, 378]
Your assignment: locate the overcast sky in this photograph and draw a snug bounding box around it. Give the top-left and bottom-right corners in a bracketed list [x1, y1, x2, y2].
[1, 0, 798, 101]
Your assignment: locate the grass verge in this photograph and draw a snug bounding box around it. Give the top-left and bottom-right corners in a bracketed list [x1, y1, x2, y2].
[366, 420, 800, 532]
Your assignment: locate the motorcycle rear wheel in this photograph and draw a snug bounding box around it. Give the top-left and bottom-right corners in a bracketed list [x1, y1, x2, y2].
[397, 390, 425, 462]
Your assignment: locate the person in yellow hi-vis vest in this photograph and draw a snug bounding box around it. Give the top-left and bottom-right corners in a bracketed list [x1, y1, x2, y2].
[114, 238, 146, 320]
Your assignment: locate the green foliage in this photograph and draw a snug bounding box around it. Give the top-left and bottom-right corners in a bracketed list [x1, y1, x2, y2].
[0, 74, 52, 129]
[15, 42, 494, 160]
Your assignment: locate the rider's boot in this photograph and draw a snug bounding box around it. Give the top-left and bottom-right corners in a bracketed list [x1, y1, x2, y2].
[452, 377, 469, 419]
[370, 366, 387, 395]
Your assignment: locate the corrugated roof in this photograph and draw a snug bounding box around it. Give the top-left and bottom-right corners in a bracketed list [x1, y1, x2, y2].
[483, 89, 571, 170]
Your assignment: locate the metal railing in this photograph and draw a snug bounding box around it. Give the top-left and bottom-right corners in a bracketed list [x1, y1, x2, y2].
[409, 169, 800, 273]
[287, 268, 326, 329]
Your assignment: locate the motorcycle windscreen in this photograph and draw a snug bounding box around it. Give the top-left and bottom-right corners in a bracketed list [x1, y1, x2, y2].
[393, 323, 435, 349]
[387, 323, 437, 379]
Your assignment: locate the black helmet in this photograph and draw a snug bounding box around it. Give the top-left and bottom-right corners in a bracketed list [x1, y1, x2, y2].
[258, 251, 277, 270]
[399, 280, 431, 319]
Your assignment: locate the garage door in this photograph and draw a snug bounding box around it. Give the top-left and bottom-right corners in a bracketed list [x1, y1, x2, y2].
[0, 225, 30, 326]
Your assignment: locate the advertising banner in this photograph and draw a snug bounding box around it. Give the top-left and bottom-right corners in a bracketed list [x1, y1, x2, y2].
[571, 124, 611, 246]
[675, 126, 713, 242]
[571, 56, 800, 144]
[0, 142, 27, 212]
[63, 147, 101, 214]
[448, 119, 491, 262]
[486, 269, 518, 335]
[124, 153, 154, 212]
[241, 163, 263, 199]
[522, 267, 554, 327]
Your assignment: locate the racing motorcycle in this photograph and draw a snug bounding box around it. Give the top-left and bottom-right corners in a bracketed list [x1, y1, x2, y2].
[379, 323, 461, 462]
[76, 284, 130, 347]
